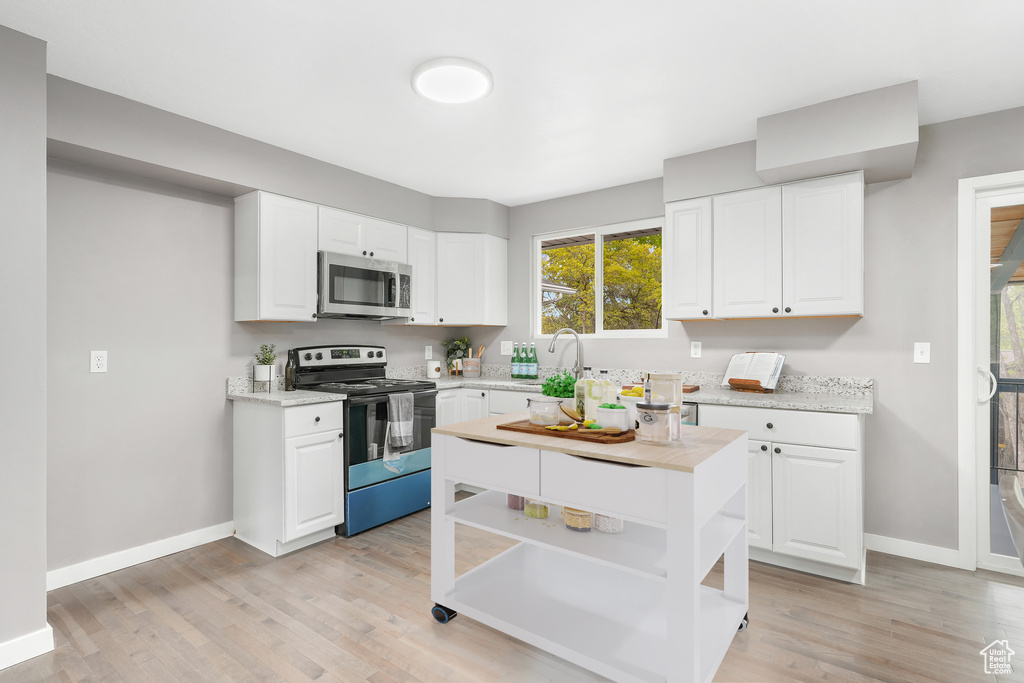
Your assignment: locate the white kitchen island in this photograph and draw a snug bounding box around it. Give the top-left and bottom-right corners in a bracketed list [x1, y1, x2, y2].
[431, 412, 748, 683]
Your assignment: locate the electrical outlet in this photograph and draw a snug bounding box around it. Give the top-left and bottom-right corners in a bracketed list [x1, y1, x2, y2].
[690, 341, 702, 359]
[91, 350, 107, 373]
[914, 342, 930, 364]
[425, 345, 432, 360]
[500, 341, 513, 355]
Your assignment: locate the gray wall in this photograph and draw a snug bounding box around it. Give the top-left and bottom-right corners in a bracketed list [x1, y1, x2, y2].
[485, 106, 1024, 551]
[0, 26, 49, 652]
[46, 160, 461, 571]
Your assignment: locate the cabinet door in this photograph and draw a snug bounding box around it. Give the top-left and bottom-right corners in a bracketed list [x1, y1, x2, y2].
[318, 206, 366, 256]
[747, 439, 773, 550]
[406, 227, 437, 325]
[664, 197, 714, 319]
[258, 193, 319, 321]
[366, 217, 408, 263]
[481, 235, 508, 325]
[488, 389, 540, 416]
[436, 389, 461, 426]
[283, 430, 344, 542]
[771, 443, 861, 568]
[436, 233, 483, 324]
[462, 389, 489, 421]
[782, 172, 864, 316]
[713, 186, 783, 318]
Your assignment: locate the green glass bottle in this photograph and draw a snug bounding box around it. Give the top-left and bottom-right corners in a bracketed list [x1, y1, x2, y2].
[511, 343, 521, 379]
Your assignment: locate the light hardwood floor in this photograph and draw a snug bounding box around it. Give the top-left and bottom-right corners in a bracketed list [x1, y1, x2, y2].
[5, 505, 1024, 682]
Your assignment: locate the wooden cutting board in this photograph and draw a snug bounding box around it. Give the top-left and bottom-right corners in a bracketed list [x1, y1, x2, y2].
[496, 419, 635, 444]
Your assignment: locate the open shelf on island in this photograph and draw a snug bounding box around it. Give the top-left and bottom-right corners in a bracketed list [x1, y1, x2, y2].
[449, 490, 668, 580]
[443, 543, 747, 683]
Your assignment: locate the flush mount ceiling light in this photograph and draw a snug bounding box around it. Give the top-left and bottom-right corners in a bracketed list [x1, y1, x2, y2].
[412, 57, 493, 104]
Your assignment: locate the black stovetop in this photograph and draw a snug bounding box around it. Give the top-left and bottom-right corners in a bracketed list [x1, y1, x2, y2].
[290, 345, 436, 396]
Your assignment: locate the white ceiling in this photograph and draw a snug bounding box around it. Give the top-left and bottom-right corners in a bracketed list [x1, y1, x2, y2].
[2, 1, 1024, 207]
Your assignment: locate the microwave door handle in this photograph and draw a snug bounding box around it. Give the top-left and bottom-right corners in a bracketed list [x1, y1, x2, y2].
[387, 274, 396, 307]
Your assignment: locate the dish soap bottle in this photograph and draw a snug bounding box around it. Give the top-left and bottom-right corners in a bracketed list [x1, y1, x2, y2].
[574, 366, 595, 419]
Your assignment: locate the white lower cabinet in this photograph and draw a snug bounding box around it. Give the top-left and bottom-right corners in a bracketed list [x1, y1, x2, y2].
[462, 389, 489, 421]
[700, 404, 865, 583]
[436, 389, 461, 427]
[746, 439, 773, 551]
[233, 401, 344, 557]
[487, 388, 541, 416]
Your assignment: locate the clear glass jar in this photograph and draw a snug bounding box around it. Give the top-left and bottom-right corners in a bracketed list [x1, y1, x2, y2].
[636, 402, 672, 444]
[527, 396, 561, 425]
[562, 506, 593, 532]
[524, 499, 549, 518]
[594, 514, 624, 534]
[506, 494, 525, 511]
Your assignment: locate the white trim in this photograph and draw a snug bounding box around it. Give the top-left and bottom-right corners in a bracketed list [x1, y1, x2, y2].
[749, 547, 864, 585]
[0, 625, 53, 671]
[46, 521, 234, 590]
[864, 533, 963, 569]
[957, 169, 1024, 574]
[978, 554, 1024, 578]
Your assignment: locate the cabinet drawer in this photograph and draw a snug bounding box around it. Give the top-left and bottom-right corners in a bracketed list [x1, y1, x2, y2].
[444, 437, 540, 495]
[700, 405, 858, 450]
[284, 402, 344, 438]
[488, 389, 541, 415]
[539, 451, 667, 524]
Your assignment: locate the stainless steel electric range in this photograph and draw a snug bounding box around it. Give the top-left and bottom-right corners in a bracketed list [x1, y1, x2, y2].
[290, 345, 436, 536]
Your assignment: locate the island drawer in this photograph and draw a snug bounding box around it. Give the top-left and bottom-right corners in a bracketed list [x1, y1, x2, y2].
[539, 451, 667, 524]
[284, 402, 344, 438]
[700, 405, 859, 450]
[443, 437, 540, 496]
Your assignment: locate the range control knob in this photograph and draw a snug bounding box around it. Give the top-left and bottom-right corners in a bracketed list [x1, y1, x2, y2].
[376, 351, 384, 358]
[315, 352, 323, 360]
[304, 353, 312, 361]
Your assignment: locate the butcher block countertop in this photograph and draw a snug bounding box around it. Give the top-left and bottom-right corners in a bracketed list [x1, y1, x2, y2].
[432, 410, 746, 474]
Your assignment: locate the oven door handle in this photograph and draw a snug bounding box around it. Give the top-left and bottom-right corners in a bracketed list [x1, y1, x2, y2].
[348, 389, 438, 406]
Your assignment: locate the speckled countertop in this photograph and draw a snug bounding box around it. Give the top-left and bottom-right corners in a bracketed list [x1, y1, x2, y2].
[432, 374, 874, 414]
[227, 367, 873, 414]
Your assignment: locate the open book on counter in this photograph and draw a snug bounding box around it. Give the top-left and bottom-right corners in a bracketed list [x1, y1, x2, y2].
[721, 352, 786, 392]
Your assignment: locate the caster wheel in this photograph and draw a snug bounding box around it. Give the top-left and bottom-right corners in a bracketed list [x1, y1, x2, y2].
[737, 612, 749, 632]
[431, 604, 457, 623]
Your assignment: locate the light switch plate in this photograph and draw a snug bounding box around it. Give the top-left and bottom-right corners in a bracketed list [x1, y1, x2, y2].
[914, 342, 930, 364]
[425, 345, 432, 360]
[690, 341, 702, 358]
[500, 341, 513, 355]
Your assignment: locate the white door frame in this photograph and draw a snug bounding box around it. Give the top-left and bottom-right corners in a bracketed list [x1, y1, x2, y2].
[957, 170, 1024, 576]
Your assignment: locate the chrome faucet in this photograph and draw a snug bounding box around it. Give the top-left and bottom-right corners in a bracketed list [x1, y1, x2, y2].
[548, 328, 584, 380]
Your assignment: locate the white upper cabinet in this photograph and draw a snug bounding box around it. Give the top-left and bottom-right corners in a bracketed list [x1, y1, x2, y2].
[664, 196, 714, 319]
[712, 172, 863, 319]
[436, 233, 508, 326]
[782, 173, 864, 316]
[234, 191, 319, 322]
[713, 186, 783, 318]
[318, 206, 408, 263]
[405, 227, 437, 325]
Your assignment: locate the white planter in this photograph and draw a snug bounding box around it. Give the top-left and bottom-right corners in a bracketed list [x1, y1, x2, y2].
[254, 364, 275, 383]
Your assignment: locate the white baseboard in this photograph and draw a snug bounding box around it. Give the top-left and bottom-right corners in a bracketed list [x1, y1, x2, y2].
[864, 533, 967, 569]
[47, 521, 235, 591]
[0, 625, 53, 671]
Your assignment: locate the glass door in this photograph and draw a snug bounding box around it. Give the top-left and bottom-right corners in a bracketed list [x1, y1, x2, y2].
[346, 391, 435, 490]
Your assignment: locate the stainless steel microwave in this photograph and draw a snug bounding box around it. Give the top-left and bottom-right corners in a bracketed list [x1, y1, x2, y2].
[317, 251, 412, 320]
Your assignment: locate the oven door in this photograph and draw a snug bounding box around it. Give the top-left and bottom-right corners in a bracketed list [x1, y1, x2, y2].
[318, 251, 412, 319]
[345, 389, 435, 491]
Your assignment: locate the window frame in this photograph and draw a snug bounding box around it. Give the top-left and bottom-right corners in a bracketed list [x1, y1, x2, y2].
[532, 216, 667, 340]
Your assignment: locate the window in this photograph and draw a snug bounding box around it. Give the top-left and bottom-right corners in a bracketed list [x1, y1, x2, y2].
[534, 217, 664, 337]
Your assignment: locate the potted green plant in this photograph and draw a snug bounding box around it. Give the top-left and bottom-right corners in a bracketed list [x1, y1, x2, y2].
[253, 343, 277, 382]
[442, 337, 470, 375]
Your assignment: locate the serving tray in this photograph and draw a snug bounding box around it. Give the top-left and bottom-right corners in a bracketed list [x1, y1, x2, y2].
[496, 419, 635, 444]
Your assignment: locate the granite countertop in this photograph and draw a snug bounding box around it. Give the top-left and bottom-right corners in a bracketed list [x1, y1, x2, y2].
[434, 376, 873, 414]
[433, 410, 746, 473]
[226, 370, 874, 414]
[225, 377, 346, 407]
